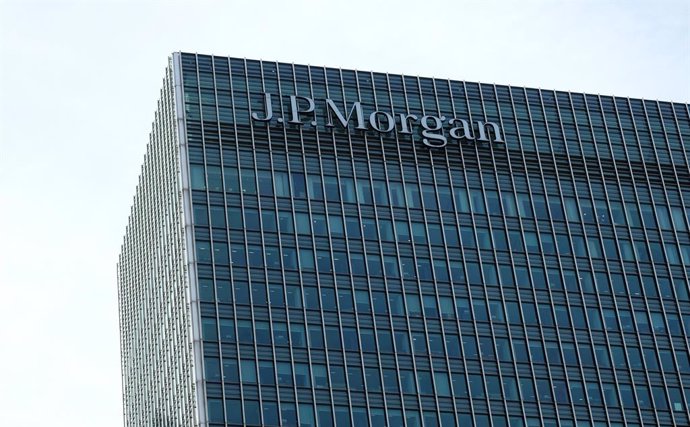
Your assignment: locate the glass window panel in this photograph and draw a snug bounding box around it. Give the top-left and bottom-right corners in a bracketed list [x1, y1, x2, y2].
[240, 359, 257, 383]
[373, 180, 389, 206]
[517, 193, 533, 218]
[470, 190, 486, 214]
[340, 177, 356, 202]
[357, 179, 373, 204]
[307, 174, 323, 200]
[225, 399, 242, 424]
[389, 182, 406, 207]
[501, 192, 517, 216]
[656, 205, 672, 229]
[324, 175, 340, 202]
[299, 403, 316, 427]
[438, 186, 454, 211]
[454, 187, 470, 212]
[671, 206, 688, 231]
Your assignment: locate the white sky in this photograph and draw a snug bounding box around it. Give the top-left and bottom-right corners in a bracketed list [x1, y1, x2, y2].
[0, 0, 688, 425]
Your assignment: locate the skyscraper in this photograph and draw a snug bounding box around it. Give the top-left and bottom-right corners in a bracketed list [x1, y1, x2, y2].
[118, 52, 690, 426]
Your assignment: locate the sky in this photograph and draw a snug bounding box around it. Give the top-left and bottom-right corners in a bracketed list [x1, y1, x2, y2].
[0, 0, 688, 425]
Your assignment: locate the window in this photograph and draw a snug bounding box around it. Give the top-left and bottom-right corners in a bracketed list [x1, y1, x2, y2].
[340, 177, 356, 202]
[299, 404, 316, 427]
[312, 364, 328, 388]
[258, 361, 275, 385]
[307, 174, 323, 200]
[454, 187, 470, 212]
[324, 176, 340, 202]
[240, 169, 256, 194]
[400, 370, 417, 394]
[190, 164, 207, 190]
[373, 180, 389, 206]
[240, 359, 257, 383]
[291, 172, 306, 198]
[357, 179, 373, 204]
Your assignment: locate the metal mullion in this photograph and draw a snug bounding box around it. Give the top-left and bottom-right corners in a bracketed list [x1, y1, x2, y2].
[549, 90, 610, 424]
[384, 72, 430, 425]
[534, 88, 601, 422]
[247, 57, 289, 424]
[645, 100, 690, 286]
[661, 101, 690, 247]
[175, 53, 204, 423]
[273, 60, 322, 424]
[191, 53, 213, 426]
[486, 84, 533, 424]
[607, 96, 663, 400]
[283, 61, 337, 423]
[404, 74, 449, 424]
[664, 101, 690, 420]
[661, 101, 690, 341]
[397, 74, 446, 425]
[155, 87, 164, 422]
[502, 86, 551, 424]
[425, 77, 463, 424]
[238, 59, 265, 419]
[521, 86, 578, 422]
[177, 62, 197, 417]
[600, 94, 672, 424]
[636, 99, 687, 425]
[336, 69, 392, 424]
[306, 63, 356, 424]
[441, 79, 482, 422]
[469, 94, 501, 398]
[161, 55, 184, 422]
[223, 55, 249, 425]
[623, 96, 679, 425]
[567, 91, 633, 424]
[206, 54, 236, 426]
[679, 103, 690, 160]
[444, 80, 486, 420]
[348, 72, 398, 422]
[288, 61, 340, 424]
[284, 63, 318, 423]
[481, 85, 535, 422]
[474, 82, 522, 422]
[322, 65, 373, 425]
[351, 67, 407, 425]
[457, 81, 506, 422]
[528, 90, 608, 417]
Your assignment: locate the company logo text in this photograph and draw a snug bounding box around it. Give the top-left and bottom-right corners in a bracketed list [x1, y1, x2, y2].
[251, 93, 504, 148]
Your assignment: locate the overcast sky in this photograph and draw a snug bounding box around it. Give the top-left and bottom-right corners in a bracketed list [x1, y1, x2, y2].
[0, 0, 688, 425]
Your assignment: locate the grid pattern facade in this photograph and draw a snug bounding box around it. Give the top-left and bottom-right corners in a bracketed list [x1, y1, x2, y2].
[180, 52, 690, 426]
[121, 51, 690, 426]
[118, 61, 199, 425]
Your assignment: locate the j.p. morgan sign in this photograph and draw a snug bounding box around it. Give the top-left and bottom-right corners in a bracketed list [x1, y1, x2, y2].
[251, 93, 504, 148]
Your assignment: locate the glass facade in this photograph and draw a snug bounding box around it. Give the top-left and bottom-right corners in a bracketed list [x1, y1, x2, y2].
[119, 52, 690, 426]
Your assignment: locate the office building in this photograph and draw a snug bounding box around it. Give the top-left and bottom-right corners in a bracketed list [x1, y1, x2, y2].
[118, 52, 690, 426]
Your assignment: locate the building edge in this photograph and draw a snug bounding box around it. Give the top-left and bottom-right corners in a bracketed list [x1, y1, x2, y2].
[117, 56, 201, 426]
[173, 51, 209, 426]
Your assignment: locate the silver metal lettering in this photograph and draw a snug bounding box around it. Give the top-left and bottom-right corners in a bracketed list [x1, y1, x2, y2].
[289, 95, 315, 125]
[251, 93, 274, 122]
[253, 93, 506, 147]
[421, 115, 447, 148]
[448, 118, 474, 140]
[325, 99, 367, 130]
[397, 113, 418, 134]
[476, 121, 504, 142]
[369, 111, 395, 132]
